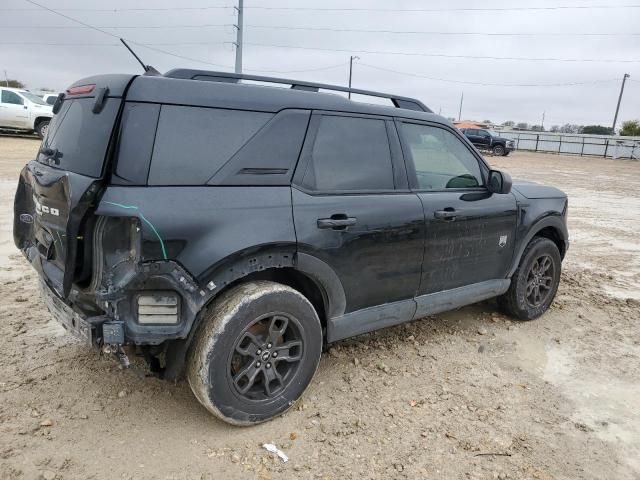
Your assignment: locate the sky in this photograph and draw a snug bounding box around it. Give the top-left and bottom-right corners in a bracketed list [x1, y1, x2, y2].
[1, 0, 639, 127]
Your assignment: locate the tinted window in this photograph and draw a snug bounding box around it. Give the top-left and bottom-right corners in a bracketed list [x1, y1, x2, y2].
[149, 106, 272, 185]
[1, 90, 23, 105]
[38, 97, 120, 178]
[400, 123, 483, 190]
[45, 96, 57, 105]
[302, 116, 394, 191]
[115, 102, 160, 184]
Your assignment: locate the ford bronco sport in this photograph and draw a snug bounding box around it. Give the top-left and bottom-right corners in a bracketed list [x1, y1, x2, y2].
[14, 70, 568, 425]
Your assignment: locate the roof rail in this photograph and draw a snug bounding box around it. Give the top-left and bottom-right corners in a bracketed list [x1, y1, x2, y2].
[164, 69, 432, 113]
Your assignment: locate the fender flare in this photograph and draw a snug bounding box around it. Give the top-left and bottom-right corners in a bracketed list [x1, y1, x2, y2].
[508, 215, 568, 277]
[198, 248, 346, 320]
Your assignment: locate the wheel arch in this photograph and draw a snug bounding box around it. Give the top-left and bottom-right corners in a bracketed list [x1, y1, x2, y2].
[508, 215, 568, 277]
[34, 116, 51, 128]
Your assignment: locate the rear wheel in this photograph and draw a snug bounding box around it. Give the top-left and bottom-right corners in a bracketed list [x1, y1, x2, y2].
[498, 237, 561, 320]
[187, 281, 322, 425]
[35, 120, 50, 139]
[492, 144, 505, 156]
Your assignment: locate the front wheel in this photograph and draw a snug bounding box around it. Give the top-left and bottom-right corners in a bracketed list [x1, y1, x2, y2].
[187, 281, 323, 425]
[35, 120, 50, 139]
[492, 144, 505, 156]
[498, 237, 561, 320]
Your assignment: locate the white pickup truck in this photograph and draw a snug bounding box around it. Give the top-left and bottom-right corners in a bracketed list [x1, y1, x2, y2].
[0, 87, 53, 138]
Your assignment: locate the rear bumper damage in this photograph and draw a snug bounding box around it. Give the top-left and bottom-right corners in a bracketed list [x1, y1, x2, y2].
[35, 258, 208, 348]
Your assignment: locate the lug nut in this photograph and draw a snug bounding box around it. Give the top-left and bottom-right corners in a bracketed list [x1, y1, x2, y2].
[256, 361, 261, 368]
[267, 343, 272, 348]
[256, 349, 262, 355]
[266, 363, 271, 369]
[272, 352, 278, 358]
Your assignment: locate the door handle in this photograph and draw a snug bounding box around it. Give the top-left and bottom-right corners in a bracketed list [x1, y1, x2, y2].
[317, 215, 357, 230]
[434, 209, 457, 220]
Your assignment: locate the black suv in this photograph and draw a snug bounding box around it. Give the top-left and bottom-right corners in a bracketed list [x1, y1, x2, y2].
[461, 128, 515, 156]
[14, 70, 568, 425]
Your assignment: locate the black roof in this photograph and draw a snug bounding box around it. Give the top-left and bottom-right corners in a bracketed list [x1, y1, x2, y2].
[71, 70, 450, 125]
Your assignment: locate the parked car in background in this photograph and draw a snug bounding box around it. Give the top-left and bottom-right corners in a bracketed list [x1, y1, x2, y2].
[461, 128, 515, 156]
[41, 93, 59, 106]
[0, 87, 53, 138]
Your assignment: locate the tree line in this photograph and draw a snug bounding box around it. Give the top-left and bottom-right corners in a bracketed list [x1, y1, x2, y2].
[498, 120, 640, 136]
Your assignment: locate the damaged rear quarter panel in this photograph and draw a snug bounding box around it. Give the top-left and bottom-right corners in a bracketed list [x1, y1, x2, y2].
[95, 185, 296, 282]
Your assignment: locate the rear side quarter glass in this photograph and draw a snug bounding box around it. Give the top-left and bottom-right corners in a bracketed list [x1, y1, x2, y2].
[208, 109, 311, 186]
[113, 102, 160, 185]
[148, 105, 273, 186]
[38, 97, 121, 178]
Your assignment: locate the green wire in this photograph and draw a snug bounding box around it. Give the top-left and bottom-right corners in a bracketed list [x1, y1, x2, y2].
[103, 201, 168, 260]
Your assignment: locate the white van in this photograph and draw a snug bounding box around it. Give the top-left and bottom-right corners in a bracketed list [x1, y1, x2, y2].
[0, 87, 54, 138]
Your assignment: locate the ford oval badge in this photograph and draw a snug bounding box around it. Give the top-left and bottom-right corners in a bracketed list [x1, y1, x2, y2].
[19, 213, 34, 224]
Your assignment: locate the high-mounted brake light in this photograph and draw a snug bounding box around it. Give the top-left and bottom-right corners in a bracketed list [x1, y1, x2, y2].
[66, 84, 96, 96]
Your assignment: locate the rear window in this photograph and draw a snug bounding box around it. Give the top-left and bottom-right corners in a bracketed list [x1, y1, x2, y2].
[38, 97, 120, 178]
[148, 106, 273, 185]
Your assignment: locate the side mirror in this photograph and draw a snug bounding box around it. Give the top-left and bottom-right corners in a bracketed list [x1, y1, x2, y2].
[52, 93, 65, 114]
[488, 169, 512, 194]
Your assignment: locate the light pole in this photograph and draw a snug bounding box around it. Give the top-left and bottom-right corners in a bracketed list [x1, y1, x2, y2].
[612, 73, 630, 134]
[234, 0, 244, 74]
[348, 56, 359, 99]
[458, 91, 464, 121]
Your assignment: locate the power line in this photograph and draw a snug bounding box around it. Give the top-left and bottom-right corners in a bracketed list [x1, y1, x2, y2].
[3, 4, 640, 12]
[19, 0, 230, 68]
[0, 5, 232, 12]
[245, 4, 640, 11]
[242, 42, 640, 63]
[2, 23, 637, 37]
[4, 38, 638, 64]
[245, 25, 639, 37]
[357, 63, 620, 87]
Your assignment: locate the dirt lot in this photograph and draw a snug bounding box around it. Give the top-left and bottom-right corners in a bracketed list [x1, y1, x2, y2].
[0, 137, 638, 480]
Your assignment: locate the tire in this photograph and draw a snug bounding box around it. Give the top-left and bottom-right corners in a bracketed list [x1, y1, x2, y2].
[187, 281, 323, 426]
[498, 237, 561, 321]
[492, 144, 505, 156]
[35, 120, 50, 139]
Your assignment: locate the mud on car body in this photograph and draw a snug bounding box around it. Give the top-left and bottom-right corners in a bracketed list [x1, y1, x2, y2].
[14, 70, 568, 425]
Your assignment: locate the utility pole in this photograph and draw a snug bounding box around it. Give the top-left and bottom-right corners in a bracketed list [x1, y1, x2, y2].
[541, 111, 545, 130]
[3, 70, 8, 87]
[612, 73, 630, 134]
[234, 0, 244, 74]
[458, 91, 464, 121]
[348, 56, 359, 99]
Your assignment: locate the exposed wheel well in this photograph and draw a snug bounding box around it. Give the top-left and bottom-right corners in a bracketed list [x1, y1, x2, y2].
[535, 226, 566, 259]
[218, 267, 328, 333]
[34, 117, 50, 128]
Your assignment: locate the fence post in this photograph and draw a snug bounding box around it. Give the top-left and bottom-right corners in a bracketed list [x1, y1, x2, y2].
[604, 139, 609, 158]
[516, 134, 520, 150]
[580, 137, 585, 156]
[535, 134, 539, 152]
[558, 136, 562, 154]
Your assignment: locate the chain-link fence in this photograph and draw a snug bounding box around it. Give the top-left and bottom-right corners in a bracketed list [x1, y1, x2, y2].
[494, 131, 640, 159]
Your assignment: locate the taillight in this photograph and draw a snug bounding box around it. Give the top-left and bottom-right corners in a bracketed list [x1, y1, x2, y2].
[66, 84, 95, 96]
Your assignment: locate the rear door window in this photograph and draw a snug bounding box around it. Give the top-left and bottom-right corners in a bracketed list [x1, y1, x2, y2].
[38, 97, 121, 178]
[300, 115, 395, 191]
[148, 106, 273, 185]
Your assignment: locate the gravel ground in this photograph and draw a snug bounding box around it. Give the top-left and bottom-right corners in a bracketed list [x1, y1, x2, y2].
[0, 137, 638, 480]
